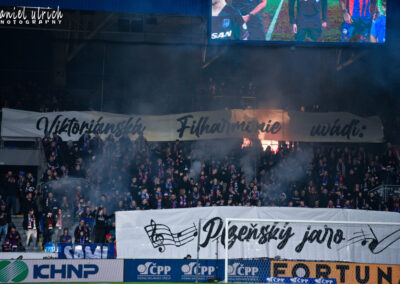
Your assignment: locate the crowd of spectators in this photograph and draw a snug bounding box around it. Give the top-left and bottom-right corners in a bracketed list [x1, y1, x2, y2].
[0, 82, 65, 113]
[0, 131, 399, 251]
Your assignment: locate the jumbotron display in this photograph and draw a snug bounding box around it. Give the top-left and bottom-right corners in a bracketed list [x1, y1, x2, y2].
[211, 0, 387, 43]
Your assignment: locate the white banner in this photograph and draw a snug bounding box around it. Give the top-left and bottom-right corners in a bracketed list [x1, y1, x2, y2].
[116, 207, 400, 264]
[1, 108, 383, 142]
[0, 259, 123, 283]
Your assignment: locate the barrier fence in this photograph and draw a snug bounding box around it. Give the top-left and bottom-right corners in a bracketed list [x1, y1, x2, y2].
[0, 258, 398, 283]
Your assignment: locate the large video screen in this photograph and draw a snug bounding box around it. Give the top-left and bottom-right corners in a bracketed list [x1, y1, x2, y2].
[211, 0, 386, 43]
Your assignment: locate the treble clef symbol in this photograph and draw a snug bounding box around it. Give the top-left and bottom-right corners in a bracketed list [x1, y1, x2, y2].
[149, 220, 166, 252]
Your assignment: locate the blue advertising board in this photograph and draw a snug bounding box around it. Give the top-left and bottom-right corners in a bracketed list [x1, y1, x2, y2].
[264, 277, 337, 284]
[124, 259, 270, 283]
[58, 243, 115, 259]
[228, 260, 270, 283]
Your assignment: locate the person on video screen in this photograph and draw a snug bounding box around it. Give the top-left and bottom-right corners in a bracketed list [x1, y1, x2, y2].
[370, 0, 386, 43]
[289, 0, 328, 42]
[230, 0, 267, 41]
[212, 0, 249, 40]
[339, 0, 377, 42]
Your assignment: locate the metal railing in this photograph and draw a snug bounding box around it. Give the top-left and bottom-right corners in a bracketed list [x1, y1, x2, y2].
[368, 184, 400, 202]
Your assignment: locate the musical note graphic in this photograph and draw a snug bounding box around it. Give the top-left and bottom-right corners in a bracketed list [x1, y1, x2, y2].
[340, 225, 400, 254]
[144, 219, 198, 252]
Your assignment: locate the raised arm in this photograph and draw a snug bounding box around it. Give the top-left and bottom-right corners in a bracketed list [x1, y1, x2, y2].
[243, 0, 267, 23]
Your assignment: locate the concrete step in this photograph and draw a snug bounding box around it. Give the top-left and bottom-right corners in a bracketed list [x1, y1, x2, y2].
[11, 216, 24, 235]
[11, 216, 24, 225]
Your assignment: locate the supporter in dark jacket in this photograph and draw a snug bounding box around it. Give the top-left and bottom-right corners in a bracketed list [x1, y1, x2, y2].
[93, 208, 109, 243]
[367, 192, 380, 210]
[306, 186, 320, 207]
[0, 203, 10, 242]
[23, 192, 38, 215]
[43, 192, 59, 214]
[3, 226, 22, 252]
[42, 212, 55, 246]
[76, 230, 90, 244]
[74, 219, 90, 242]
[319, 188, 330, 208]
[59, 228, 72, 243]
[5, 173, 18, 215]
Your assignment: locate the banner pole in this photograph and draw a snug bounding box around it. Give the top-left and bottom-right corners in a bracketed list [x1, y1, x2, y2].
[195, 218, 201, 283]
[224, 218, 229, 283]
[215, 236, 219, 282]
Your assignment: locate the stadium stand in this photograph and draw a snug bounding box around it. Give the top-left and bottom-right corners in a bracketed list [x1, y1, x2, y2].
[1, 126, 399, 251]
